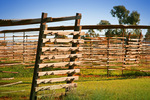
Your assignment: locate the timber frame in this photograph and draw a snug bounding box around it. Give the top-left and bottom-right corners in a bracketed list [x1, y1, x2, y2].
[29, 12, 84, 100]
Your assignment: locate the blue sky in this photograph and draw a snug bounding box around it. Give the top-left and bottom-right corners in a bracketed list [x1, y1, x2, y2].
[0, 0, 150, 32]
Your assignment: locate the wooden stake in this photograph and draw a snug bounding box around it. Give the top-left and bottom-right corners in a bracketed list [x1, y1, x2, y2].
[30, 12, 48, 100]
[122, 28, 125, 76]
[107, 36, 110, 77]
[23, 32, 25, 63]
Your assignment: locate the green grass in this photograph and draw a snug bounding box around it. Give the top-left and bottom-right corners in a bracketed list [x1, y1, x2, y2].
[0, 62, 150, 100]
[65, 78, 150, 100]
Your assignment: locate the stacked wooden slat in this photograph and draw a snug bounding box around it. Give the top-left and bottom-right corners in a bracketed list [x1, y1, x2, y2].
[140, 41, 150, 68]
[124, 33, 142, 68]
[81, 35, 144, 76]
[106, 37, 125, 75]
[81, 37, 107, 67]
[0, 33, 38, 63]
[36, 32, 84, 97]
[30, 13, 84, 100]
[81, 37, 125, 66]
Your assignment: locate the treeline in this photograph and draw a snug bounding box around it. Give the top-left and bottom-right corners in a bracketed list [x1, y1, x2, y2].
[82, 5, 150, 40]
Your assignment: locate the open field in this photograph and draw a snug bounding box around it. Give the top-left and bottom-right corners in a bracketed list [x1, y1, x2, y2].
[0, 64, 150, 100]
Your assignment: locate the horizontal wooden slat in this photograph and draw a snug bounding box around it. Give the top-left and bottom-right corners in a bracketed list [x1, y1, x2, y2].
[38, 69, 80, 76]
[125, 58, 139, 61]
[40, 54, 82, 60]
[126, 52, 141, 54]
[35, 83, 77, 92]
[43, 38, 84, 43]
[128, 42, 139, 44]
[125, 45, 142, 47]
[84, 40, 103, 42]
[126, 49, 141, 51]
[39, 61, 81, 68]
[0, 81, 22, 87]
[45, 44, 71, 47]
[52, 15, 81, 22]
[123, 64, 139, 67]
[37, 76, 79, 84]
[107, 64, 123, 66]
[44, 31, 85, 35]
[108, 60, 123, 63]
[129, 39, 142, 41]
[42, 47, 83, 52]
[1, 25, 150, 33]
[0, 15, 81, 27]
[109, 53, 125, 55]
[0, 18, 51, 26]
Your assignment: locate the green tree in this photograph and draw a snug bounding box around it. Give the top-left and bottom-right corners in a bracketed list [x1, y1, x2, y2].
[98, 20, 111, 25]
[145, 29, 150, 41]
[98, 20, 111, 32]
[111, 5, 141, 38]
[81, 29, 100, 39]
[111, 5, 130, 24]
[98, 20, 112, 37]
[88, 29, 100, 37]
[127, 11, 140, 25]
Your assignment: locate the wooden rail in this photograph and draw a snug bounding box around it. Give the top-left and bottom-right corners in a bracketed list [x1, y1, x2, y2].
[1, 25, 150, 33]
[0, 15, 81, 26]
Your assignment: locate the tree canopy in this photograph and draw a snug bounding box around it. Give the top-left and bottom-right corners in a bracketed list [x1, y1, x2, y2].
[127, 11, 140, 25]
[98, 20, 111, 25]
[111, 5, 140, 25]
[145, 29, 150, 41]
[82, 5, 142, 38]
[111, 5, 130, 24]
[110, 5, 141, 38]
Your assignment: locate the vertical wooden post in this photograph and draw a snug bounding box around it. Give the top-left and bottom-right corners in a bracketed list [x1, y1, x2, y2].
[13, 33, 14, 59]
[66, 13, 81, 93]
[23, 32, 25, 63]
[90, 34, 92, 67]
[138, 33, 143, 66]
[30, 12, 47, 100]
[69, 13, 81, 69]
[124, 33, 131, 72]
[122, 28, 125, 76]
[4, 33, 6, 57]
[107, 35, 110, 77]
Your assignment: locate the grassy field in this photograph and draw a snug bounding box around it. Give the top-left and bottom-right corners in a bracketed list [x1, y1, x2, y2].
[0, 63, 150, 100]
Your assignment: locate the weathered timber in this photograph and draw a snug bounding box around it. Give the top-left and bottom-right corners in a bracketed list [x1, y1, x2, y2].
[0, 71, 18, 73]
[40, 54, 82, 60]
[39, 61, 81, 68]
[0, 77, 14, 80]
[30, 12, 47, 100]
[42, 47, 83, 52]
[37, 76, 79, 84]
[43, 38, 84, 43]
[0, 81, 22, 87]
[38, 69, 80, 76]
[44, 30, 85, 35]
[35, 83, 77, 92]
[1, 25, 150, 33]
[0, 15, 81, 27]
